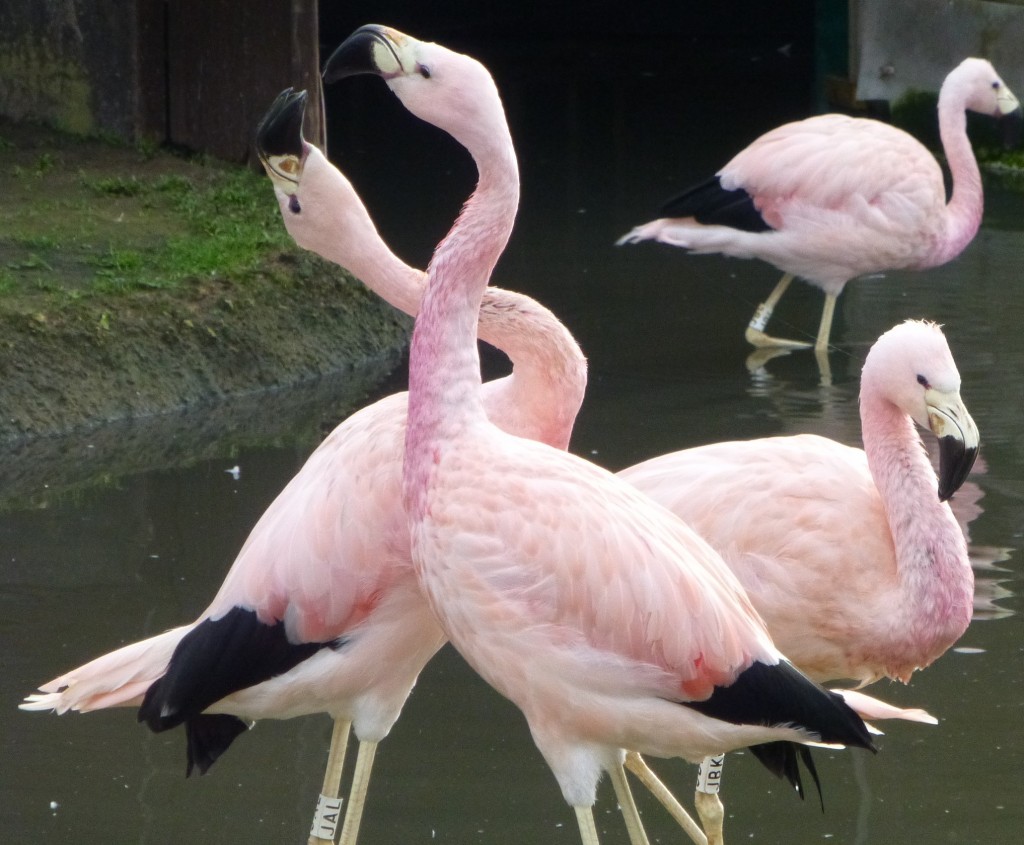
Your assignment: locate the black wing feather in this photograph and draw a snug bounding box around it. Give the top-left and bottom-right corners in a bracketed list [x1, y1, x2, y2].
[659, 175, 773, 233]
[683, 660, 875, 804]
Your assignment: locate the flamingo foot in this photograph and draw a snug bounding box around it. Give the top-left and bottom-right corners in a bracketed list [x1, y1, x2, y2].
[745, 346, 793, 375]
[745, 325, 812, 350]
[694, 790, 725, 845]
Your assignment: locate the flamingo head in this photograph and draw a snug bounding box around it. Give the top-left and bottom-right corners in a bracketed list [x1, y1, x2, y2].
[255, 87, 308, 213]
[323, 25, 512, 160]
[862, 320, 980, 502]
[255, 87, 392, 270]
[946, 58, 1022, 122]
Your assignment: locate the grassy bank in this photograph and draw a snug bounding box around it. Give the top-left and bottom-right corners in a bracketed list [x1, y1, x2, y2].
[0, 119, 411, 442]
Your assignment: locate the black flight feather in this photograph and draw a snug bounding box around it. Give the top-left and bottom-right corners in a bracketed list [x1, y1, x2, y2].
[137, 607, 336, 773]
[683, 660, 876, 803]
[184, 713, 250, 777]
[659, 175, 773, 233]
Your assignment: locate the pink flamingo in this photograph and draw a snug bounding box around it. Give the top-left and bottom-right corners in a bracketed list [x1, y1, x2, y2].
[21, 89, 588, 845]
[328, 24, 875, 845]
[618, 318, 979, 841]
[617, 58, 1020, 352]
[262, 80, 937, 845]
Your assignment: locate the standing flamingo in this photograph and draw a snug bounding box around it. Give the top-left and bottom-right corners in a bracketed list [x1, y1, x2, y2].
[263, 76, 940, 845]
[326, 24, 874, 845]
[618, 318, 979, 842]
[617, 58, 1020, 352]
[21, 91, 589, 845]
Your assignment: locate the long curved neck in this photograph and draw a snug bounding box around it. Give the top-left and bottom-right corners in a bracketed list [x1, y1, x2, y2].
[300, 148, 424, 316]
[933, 82, 984, 265]
[860, 389, 973, 636]
[298, 147, 584, 449]
[404, 130, 520, 518]
[478, 290, 586, 449]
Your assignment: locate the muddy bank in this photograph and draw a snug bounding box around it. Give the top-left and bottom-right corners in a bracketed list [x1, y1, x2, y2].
[0, 260, 410, 442]
[0, 119, 412, 451]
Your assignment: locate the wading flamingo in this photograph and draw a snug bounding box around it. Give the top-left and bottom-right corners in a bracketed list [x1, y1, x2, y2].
[618, 318, 979, 843]
[261, 88, 706, 838]
[263, 77, 936, 845]
[21, 91, 589, 845]
[617, 58, 1021, 352]
[326, 24, 874, 845]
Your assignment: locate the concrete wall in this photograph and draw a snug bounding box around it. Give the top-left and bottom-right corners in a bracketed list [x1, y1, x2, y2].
[853, 0, 1024, 102]
[0, 0, 324, 161]
[0, 0, 140, 136]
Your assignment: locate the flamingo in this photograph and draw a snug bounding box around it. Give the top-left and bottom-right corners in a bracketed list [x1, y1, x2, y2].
[261, 77, 940, 845]
[20, 92, 589, 845]
[325, 24, 874, 845]
[617, 58, 1021, 353]
[23, 75, 720, 845]
[618, 318, 978, 842]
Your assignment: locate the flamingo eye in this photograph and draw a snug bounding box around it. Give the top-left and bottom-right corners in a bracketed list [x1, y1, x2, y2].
[288, 196, 301, 214]
[992, 81, 1001, 90]
[418, 64, 432, 79]
[916, 374, 929, 388]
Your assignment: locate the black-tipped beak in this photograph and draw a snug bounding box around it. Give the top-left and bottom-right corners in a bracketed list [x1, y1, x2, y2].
[1000, 105, 1023, 149]
[937, 436, 978, 502]
[323, 24, 403, 84]
[255, 88, 307, 165]
[924, 388, 979, 502]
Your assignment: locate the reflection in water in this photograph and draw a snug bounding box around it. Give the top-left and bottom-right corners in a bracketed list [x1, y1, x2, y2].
[0, 356, 402, 512]
[5, 32, 1024, 845]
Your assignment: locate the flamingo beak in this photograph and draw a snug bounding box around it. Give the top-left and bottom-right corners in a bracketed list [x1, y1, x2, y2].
[994, 83, 1023, 148]
[996, 84, 1021, 116]
[925, 389, 979, 502]
[255, 88, 308, 196]
[322, 24, 410, 83]
[999, 104, 1023, 149]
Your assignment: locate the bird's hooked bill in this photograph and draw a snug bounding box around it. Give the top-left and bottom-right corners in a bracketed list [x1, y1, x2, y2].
[323, 24, 408, 83]
[255, 88, 308, 191]
[926, 391, 979, 501]
[999, 105, 1023, 149]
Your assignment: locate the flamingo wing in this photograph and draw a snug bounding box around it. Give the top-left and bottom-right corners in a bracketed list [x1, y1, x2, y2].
[421, 432, 778, 703]
[720, 115, 947, 233]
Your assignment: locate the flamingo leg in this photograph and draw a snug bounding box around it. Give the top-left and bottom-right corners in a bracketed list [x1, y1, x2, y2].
[608, 761, 651, 845]
[574, 805, 602, 845]
[814, 292, 838, 352]
[815, 345, 833, 388]
[308, 718, 352, 845]
[744, 274, 812, 349]
[624, 752, 707, 845]
[694, 754, 726, 845]
[337, 740, 378, 845]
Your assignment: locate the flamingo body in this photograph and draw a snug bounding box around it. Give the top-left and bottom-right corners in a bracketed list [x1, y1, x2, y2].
[331, 25, 874, 833]
[618, 58, 1020, 349]
[22, 90, 586, 780]
[259, 94, 937, 723]
[618, 320, 978, 686]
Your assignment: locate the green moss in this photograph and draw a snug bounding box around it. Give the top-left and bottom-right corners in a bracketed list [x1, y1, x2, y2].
[0, 37, 94, 134]
[0, 123, 298, 300]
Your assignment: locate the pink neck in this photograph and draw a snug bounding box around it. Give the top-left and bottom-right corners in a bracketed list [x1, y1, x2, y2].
[859, 390, 973, 646]
[930, 83, 984, 266]
[301, 150, 424, 316]
[403, 135, 520, 518]
[300, 148, 584, 449]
